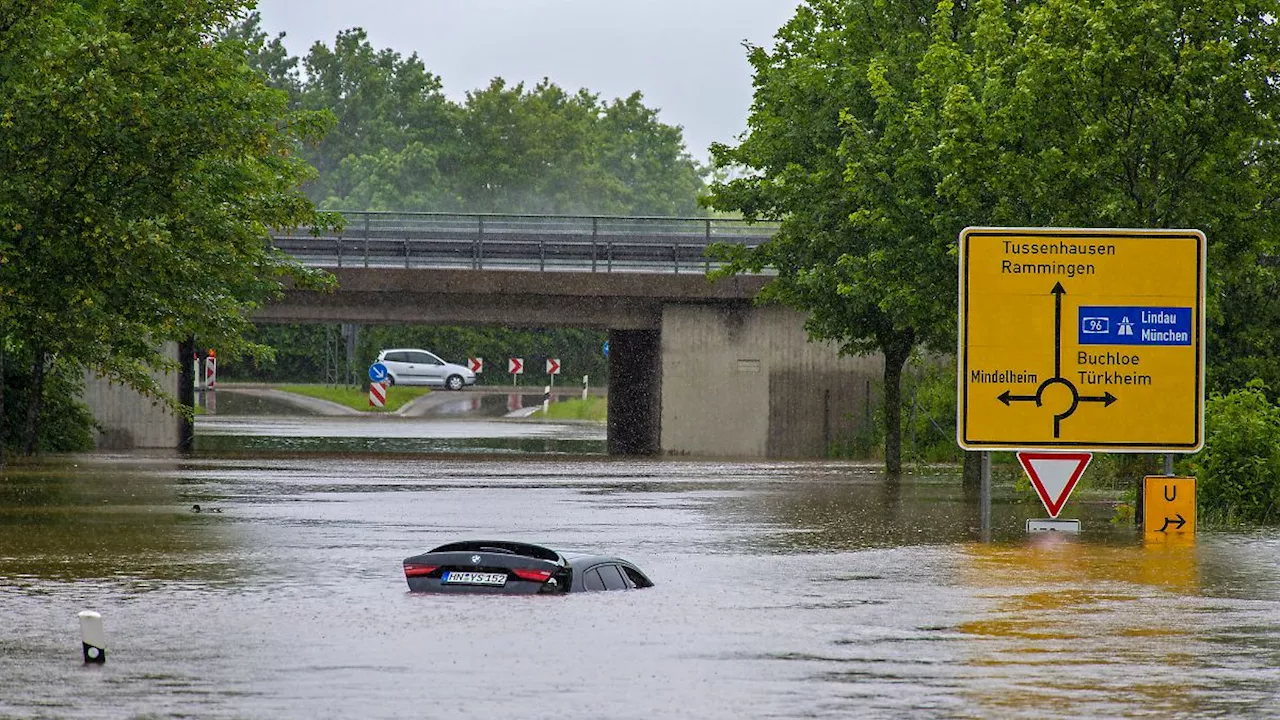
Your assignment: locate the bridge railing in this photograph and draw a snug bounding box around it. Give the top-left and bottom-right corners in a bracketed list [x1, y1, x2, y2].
[269, 211, 780, 273]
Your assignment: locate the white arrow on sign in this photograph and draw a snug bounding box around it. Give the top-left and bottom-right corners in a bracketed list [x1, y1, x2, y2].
[468, 357, 483, 373]
[546, 358, 560, 375]
[508, 358, 523, 374]
[1017, 451, 1093, 518]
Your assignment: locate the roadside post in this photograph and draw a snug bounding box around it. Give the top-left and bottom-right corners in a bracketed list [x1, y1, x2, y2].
[543, 385, 551, 414]
[368, 362, 389, 409]
[78, 610, 106, 664]
[546, 358, 560, 390]
[957, 227, 1206, 535]
[582, 374, 589, 401]
[204, 349, 217, 390]
[509, 358, 523, 386]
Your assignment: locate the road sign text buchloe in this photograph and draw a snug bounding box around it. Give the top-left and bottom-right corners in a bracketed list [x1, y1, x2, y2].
[958, 228, 1205, 452]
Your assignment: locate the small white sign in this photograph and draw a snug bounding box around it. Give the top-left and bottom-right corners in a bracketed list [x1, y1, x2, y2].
[1026, 518, 1081, 533]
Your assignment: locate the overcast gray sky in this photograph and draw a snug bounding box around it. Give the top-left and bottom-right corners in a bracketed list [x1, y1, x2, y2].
[254, 0, 802, 163]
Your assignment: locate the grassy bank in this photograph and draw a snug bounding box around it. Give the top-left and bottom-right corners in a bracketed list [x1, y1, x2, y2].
[539, 396, 607, 422]
[278, 384, 430, 413]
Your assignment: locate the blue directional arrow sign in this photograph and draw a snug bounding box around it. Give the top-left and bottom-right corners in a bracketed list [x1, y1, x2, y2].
[368, 362, 389, 383]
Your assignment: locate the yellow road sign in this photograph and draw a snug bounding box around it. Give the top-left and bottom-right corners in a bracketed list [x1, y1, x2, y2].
[1143, 476, 1196, 535]
[958, 228, 1205, 451]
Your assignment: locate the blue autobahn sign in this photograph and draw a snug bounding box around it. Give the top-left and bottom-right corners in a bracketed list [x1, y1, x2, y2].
[1078, 306, 1193, 346]
[368, 362, 389, 383]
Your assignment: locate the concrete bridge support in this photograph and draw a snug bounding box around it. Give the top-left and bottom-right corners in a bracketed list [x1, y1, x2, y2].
[82, 341, 185, 450]
[607, 329, 661, 455]
[659, 305, 882, 458]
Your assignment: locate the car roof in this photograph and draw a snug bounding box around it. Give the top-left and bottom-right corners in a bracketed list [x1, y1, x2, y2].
[564, 553, 639, 569]
[379, 348, 437, 355]
[426, 540, 562, 562]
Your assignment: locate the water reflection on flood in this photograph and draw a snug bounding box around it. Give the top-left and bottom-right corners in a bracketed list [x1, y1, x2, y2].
[1, 442, 1278, 717]
[196, 414, 606, 455]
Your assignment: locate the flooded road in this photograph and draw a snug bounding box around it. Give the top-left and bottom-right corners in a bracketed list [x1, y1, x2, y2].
[2, 416, 1279, 718]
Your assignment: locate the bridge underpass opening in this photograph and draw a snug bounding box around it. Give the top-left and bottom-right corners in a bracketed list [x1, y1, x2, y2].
[189, 320, 628, 455]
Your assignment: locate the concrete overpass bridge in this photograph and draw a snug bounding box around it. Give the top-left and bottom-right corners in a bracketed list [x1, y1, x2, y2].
[90, 212, 882, 458]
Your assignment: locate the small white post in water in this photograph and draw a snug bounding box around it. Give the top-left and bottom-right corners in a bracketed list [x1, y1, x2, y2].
[542, 385, 551, 414]
[78, 610, 106, 664]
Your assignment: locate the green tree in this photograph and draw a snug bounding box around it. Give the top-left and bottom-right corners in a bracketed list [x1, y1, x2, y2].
[705, 0, 965, 477]
[452, 80, 704, 215]
[295, 28, 459, 209]
[598, 92, 705, 215]
[0, 0, 336, 460]
[453, 79, 622, 214]
[708, 0, 1280, 475]
[933, 0, 1280, 396]
[217, 10, 301, 95]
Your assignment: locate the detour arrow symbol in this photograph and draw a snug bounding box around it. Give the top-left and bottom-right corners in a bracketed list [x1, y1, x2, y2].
[1158, 514, 1187, 532]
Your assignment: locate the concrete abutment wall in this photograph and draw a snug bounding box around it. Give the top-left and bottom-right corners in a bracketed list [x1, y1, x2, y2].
[659, 304, 882, 458]
[82, 341, 186, 450]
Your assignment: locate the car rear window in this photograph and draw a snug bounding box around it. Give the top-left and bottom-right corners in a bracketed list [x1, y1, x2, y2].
[620, 566, 652, 588]
[383, 351, 406, 362]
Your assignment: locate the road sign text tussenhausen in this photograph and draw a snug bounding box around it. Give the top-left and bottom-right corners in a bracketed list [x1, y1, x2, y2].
[958, 228, 1205, 452]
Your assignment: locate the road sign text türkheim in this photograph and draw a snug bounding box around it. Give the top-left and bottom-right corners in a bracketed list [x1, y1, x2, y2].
[957, 228, 1205, 452]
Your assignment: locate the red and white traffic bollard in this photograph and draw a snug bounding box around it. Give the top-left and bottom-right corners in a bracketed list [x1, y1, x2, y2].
[368, 381, 387, 408]
[204, 350, 217, 390]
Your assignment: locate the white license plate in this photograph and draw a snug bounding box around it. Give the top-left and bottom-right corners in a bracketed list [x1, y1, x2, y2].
[442, 571, 507, 586]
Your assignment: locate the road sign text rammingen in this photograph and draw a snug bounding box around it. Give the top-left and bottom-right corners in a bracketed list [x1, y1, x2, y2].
[1002, 260, 1096, 277]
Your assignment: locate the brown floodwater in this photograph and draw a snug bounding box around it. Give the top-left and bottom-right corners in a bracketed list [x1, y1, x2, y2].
[0, 417, 1277, 718]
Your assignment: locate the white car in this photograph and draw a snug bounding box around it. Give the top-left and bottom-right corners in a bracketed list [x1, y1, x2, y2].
[375, 349, 476, 390]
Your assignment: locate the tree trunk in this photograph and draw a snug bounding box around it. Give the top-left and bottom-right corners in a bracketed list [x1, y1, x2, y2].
[178, 337, 196, 452]
[881, 335, 913, 479]
[22, 350, 45, 456]
[0, 344, 6, 468]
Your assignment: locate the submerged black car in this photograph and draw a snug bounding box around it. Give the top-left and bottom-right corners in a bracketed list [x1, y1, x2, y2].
[403, 540, 653, 594]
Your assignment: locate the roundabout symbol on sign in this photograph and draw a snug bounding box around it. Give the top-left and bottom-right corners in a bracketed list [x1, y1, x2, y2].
[995, 282, 1117, 438]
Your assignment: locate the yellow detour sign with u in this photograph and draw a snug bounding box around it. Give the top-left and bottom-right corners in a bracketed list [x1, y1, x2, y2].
[958, 227, 1205, 451]
[1143, 476, 1196, 535]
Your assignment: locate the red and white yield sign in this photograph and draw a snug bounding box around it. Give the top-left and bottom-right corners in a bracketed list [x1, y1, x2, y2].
[546, 358, 561, 375]
[468, 357, 483, 373]
[508, 358, 524, 375]
[1017, 452, 1093, 518]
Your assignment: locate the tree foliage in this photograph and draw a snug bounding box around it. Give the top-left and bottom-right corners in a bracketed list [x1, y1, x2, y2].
[707, 0, 1280, 475]
[1187, 381, 1280, 524]
[0, 0, 336, 457]
[229, 14, 706, 215]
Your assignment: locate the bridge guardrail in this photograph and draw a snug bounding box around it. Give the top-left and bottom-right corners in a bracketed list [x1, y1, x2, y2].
[269, 211, 779, 273]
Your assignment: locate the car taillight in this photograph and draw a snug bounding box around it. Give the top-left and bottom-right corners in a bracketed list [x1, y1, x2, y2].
[510, 568, 552, 583]
[403, 564, 438, 577]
